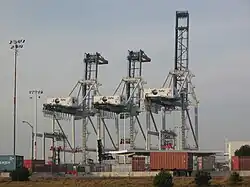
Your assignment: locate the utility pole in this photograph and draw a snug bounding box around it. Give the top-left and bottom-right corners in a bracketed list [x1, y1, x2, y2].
[22, 121, 34, 160]
[9, 39, 25, 156]
[29, 90, 43, 159]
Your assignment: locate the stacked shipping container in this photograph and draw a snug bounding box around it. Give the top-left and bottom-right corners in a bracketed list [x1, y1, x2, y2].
[231, 156, 250, 171]
[0, 155, 23, 171]
[132, 157, 146, 171]
[23, 159, 45, 171]
[32, 164, 67, 173]
[150, 152, 193, 171]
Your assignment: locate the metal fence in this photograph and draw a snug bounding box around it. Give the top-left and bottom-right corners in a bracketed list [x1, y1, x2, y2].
[112, 164, 132, 172]
[91, 156, 148, 172]
[90, 163, 112, 172]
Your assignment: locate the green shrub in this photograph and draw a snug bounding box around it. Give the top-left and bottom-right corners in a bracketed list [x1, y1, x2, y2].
[194, 171, 212, 186]
[235, 145, 250, 156]
[10, 167, 30, 181]
[153, 170, 173, 187]
[228, 172, 242, 185]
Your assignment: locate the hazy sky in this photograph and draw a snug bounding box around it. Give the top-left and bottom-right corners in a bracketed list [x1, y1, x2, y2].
[0, 1, 249, 161]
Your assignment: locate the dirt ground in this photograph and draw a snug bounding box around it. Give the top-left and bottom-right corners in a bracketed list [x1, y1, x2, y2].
[0, 176, 248, 187]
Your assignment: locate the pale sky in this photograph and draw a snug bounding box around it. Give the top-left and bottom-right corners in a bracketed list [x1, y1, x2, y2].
[0, 0, 249, 161]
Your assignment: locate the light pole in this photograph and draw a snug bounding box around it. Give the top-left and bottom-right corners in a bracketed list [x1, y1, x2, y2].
[22, 121, 34, 160]
[29, 90, 43, 160]
[9, 39, 25, 156]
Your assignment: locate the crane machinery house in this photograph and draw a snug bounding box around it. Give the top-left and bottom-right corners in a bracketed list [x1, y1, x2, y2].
[46, 97, 78, 107]
[144, 88, 177, 99]
[93, 95, 126, 105]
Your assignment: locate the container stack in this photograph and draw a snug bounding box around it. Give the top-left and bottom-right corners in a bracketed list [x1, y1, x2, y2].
[31, 164, 67, 172]
[23, 159, 45, 171]
[0, 155, 23, 172]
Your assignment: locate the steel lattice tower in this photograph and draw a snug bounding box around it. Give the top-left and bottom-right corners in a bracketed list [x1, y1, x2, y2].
[126, 50, 151, 149]
[173, 11, 199, 150]
[81, 53, 108, 163]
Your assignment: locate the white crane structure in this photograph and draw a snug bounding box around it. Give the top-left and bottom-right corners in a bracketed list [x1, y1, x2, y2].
[41, 10, 199, 165]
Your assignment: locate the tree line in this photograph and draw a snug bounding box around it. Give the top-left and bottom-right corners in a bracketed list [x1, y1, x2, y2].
[235, 145, 250, 156]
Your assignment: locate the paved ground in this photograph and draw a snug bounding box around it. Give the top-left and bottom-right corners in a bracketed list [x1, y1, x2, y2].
[29, 171, 231, 180]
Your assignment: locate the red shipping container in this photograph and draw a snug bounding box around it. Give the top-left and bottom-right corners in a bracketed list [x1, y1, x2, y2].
[33, 164, 67, 173]
[150, 152, 193, 170]
[23, 160, 32, 169]
[24, 160, 45, 170]
[33, 165, 50, 172]
[239, 156, 250, 171]
[132, 157, 146, 171]
[231, 156, 239, 171]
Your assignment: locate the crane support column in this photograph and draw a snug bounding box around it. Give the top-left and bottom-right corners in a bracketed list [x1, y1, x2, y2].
[71, 115, 76, 163]
[174, 11, 189, 150]
[194, 106, 199, 149]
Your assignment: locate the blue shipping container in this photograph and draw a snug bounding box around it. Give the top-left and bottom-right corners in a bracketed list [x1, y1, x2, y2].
[0, 155, 24, 171]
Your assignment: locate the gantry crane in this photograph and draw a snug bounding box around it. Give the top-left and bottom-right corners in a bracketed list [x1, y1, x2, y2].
[93, 50, 151, 153]
[43, 52, 111, 164]
[144, 11, 199, 151]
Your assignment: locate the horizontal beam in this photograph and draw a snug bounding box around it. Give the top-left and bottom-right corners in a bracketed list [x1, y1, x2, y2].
[148, 130, 159, 136]
[32, 132, 43, 138]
